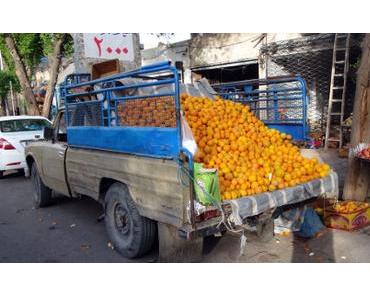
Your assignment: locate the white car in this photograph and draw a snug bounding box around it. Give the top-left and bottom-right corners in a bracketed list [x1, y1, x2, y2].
[0, 115, 52, 178]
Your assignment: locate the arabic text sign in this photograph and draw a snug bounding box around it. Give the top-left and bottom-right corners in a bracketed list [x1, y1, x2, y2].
[83, 33, 134, 61]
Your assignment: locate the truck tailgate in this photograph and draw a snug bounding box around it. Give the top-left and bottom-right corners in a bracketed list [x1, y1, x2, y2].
[224, 171, 338, 223]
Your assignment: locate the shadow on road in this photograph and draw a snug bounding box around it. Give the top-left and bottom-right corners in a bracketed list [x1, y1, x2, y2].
[0, 170, 25, 179]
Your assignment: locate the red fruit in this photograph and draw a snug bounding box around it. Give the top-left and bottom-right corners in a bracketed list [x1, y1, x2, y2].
[360, 148, 370, 159]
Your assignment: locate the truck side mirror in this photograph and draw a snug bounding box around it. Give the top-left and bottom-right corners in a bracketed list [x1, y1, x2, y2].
[44, 126, 54, 141]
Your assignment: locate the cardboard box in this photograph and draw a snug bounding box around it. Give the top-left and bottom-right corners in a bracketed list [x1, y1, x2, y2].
[324, 202, 370, 231]
[91, 59, 121, 80]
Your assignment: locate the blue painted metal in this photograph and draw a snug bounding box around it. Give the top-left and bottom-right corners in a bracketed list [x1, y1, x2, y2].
[67, 126, 180, 159]
[60, 61, 184, 160]
[213, 76, 309, 141]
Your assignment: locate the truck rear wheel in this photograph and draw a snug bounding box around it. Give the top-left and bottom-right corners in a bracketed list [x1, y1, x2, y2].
[31, 163, 52, 208]
[104, 183, 156, 259]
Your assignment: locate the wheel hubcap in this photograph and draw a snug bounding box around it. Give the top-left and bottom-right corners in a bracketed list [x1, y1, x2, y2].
[114, 203, 130, 235]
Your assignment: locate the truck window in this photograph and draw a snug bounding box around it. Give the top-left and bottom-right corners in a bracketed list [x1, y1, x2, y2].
[0, 119, 51, 133]
[57, 113, 67, 142]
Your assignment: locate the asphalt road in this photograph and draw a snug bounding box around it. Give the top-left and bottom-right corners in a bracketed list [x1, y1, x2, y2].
[1, 170, 370, 263]
[0, 171, 156, 263]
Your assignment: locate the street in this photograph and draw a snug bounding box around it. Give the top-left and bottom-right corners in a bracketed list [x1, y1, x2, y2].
[0, 171, 156, 263]
[1, 171, 370, 263]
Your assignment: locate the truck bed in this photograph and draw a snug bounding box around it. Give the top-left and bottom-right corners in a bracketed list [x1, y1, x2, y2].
[66, 147, 190, 228]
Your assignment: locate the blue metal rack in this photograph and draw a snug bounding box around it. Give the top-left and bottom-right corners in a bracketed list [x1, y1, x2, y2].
[212, 76, 309, 141]
[60, 61, 183, 159]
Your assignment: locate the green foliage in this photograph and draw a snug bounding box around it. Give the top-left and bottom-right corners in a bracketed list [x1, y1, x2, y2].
[40, 33, 74, 58]
[62, 34, 74, 58]
[0, 36, 15, 71]
[12, 34, 44, 71]
[0, 33, 74, 75]
[40, 33, 54, 55]
[0, 70, 21, 98]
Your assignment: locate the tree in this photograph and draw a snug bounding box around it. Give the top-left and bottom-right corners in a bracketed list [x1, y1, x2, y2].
[40, 34, 68, 117]
[0, 71, 20, 116]
[343, 34, 370, 201]
[0, 33, 73, 117]
[3, 34, 40, 115]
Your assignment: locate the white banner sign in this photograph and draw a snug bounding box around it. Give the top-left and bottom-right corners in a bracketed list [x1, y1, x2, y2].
[83, 33, 134, 61]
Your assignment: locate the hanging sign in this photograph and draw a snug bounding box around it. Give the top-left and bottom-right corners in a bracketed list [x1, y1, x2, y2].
[83, 33, 134, 61]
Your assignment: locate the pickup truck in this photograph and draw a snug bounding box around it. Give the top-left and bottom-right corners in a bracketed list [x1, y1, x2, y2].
[25, 108, 338, 261]
[25, 108, 221, 261]
[24, 62, 338, 262]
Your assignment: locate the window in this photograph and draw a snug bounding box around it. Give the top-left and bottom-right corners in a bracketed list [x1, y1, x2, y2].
[58, 113, 67, 134]
[0, 119, 51, 133]
[57, 113, 67, 142]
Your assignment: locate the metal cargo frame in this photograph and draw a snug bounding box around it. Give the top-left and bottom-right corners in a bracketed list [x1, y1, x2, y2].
[212, 76, 309, 141]
[60, 61, 192, 161]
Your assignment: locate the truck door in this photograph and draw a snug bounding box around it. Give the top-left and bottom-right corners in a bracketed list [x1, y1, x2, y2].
[42, 111, 70, 197]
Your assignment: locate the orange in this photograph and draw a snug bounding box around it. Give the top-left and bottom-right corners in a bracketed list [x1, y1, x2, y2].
[180, 93, 331, 200]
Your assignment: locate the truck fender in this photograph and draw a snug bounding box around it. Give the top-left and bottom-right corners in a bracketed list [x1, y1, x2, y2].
[25, 153, 44, 183]
[99, 178, 145, 215]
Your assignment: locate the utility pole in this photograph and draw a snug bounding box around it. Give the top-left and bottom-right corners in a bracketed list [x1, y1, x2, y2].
[1, 49, 16, 116]
[10, 80, 15, 115]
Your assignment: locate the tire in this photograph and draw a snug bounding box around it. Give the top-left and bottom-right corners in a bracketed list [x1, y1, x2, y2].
[104, 183, 157, 258]
[31, 163, 52, 208]
[0, 171, 3, 179]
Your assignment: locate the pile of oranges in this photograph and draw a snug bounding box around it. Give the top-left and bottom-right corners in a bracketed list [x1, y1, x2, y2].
[332, 201, 369, 214]
[118, 96, 176, 128]
[180, 93, 331, 200]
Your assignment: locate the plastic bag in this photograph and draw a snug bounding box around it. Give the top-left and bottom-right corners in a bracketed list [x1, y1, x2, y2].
[295, 207, 324, 238]
[180, 113, 197, 156]
[193, 163, 221, 206]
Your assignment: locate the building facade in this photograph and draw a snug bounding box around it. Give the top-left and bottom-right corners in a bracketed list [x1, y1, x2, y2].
[141, 40, 191, 83]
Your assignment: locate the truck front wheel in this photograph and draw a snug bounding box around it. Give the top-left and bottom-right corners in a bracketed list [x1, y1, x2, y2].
[31, 163, 52, 208]
[104, 183, 156, 259]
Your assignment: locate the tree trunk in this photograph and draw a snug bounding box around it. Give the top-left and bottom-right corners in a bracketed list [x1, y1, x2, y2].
[3, 34, 40, 115]
[343, 34, 370, 201]
[4, 95, 10, 115]
[42, 34, 66, 118]
[0, 96, 6, 116]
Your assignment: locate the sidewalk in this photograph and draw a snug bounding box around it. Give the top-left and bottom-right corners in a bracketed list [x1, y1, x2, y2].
[202, 225, 370, 263]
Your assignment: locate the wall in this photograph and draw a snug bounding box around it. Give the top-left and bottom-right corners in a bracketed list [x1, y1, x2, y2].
[189, 33, 303, 70]
[141, 40, 191, 83]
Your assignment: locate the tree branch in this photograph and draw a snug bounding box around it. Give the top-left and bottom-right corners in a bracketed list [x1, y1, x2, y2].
[42, 34, 66, 117]
[3, 33, 40, 115]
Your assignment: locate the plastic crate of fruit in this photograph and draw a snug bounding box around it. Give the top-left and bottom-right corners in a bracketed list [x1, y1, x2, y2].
[324, 200, 370, 231]
[353, 143, 370, 163]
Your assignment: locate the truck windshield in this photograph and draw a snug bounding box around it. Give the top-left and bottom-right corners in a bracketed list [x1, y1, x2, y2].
[0, 119, 51, 133]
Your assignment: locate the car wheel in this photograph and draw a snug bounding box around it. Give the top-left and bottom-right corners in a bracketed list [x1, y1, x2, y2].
[0, 171, 3, 179]
[104, 182, 157, 259]
[31, 163, 52, 208]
